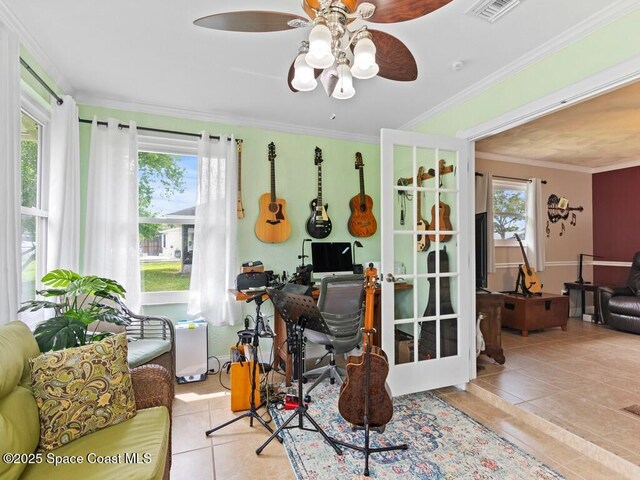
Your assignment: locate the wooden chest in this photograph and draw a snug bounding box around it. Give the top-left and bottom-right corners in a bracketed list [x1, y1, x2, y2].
[476, 292, 505, 364]
[502, 293, 569, 337]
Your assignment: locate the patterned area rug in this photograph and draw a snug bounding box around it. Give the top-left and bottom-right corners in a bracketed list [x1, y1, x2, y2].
[272, 383, 565, 479]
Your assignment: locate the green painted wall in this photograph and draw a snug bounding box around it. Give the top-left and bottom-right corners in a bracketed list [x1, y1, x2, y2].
[414, 7, 640, 136]
[77, 104, 381, 358]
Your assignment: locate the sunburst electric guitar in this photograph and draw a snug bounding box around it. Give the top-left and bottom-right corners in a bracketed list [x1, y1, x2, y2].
[416, 166, 429, 252]
[514, 233, 542, 294]
[347, 152, 377, 238]
[255, 142, 291, 243]
[305, 147, 332, 239]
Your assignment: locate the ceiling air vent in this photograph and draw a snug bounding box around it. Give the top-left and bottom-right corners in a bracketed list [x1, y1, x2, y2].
[466, 0, 522, 23]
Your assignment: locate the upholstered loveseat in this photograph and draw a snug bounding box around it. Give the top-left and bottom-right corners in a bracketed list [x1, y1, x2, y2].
[0, 321, 173, 480]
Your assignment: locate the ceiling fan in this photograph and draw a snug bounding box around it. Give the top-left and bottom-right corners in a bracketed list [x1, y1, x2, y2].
[194, 0, 453, 99]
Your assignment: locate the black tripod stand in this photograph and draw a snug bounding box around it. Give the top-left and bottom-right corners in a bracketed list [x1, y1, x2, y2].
[205, 293, 282, 443]
[256, 289, 342, 456]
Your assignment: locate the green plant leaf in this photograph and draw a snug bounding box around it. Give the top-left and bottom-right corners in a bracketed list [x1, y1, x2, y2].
[18, 300, 63, 313]
[34, 316, 87, 352]
[41, 269, 80, 288]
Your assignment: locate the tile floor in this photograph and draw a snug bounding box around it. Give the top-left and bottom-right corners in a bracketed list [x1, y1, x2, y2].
[170, 320, 636, 480]
[474, 317, 640, 472]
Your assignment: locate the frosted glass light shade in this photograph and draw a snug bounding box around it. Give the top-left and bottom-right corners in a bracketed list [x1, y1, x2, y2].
[332, 63, 355, 100]
[292, 54, 317, 91]
[351, 37, 379, 79]
[306, 23, 334, 69]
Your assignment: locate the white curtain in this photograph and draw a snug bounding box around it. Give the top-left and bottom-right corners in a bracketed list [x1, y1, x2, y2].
[47, 95, 80, 272]
[475, 172, 495, 273]
[188, 134, 240, 326]
[0, 25, 21, 325]
[83, 118, 141, 311]
[525, 178, 545, 271]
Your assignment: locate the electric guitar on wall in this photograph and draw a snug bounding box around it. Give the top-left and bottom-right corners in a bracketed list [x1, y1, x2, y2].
[236, 139, 244, 220]
[416, 166, 429, 252]
[347, 152, 377, 238]
[305, 147, 332, 239]
[255, 142, 291, 243]
[514, 233, 542, 294]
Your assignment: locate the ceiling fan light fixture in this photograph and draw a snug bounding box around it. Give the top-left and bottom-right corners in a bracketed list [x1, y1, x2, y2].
[306, 21, 335, 69]
[332, 61, 355, 100]
[292, 53, 317, 92]
[351, 34, 378, 79]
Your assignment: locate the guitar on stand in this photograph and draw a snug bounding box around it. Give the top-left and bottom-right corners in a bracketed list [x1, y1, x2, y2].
[236, 139, 244, 220]
[255, 142, 291, 243]
[514, 233, 542, 295]
[347, 152, 377, 238]
[305, 147, 332, 239]
[335, 265, 408, 476]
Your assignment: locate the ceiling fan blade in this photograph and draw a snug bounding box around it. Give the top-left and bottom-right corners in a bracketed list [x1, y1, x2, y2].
[362, 0, 453, 23]
[369, 29, 417, 81]
[194, 11, 307, 32]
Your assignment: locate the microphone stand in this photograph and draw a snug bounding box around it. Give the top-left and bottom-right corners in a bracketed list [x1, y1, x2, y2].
[205, 293, 282, 443]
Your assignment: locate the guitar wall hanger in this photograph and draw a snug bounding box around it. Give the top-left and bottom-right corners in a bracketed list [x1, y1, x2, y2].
[396, 159, 454, 187]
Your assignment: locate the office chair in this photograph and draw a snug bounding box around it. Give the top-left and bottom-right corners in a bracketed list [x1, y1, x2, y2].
[303, 274, 364, 396]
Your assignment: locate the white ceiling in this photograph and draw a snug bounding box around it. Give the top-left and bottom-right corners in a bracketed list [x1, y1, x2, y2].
[2, 0, 632, 140]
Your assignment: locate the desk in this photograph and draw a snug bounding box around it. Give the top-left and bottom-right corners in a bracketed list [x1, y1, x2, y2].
[563, 282, 602, 324]
[230, 283, 412, 386]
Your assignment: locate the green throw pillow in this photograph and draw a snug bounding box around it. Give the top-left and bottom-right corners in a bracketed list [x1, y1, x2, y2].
[29, 333, 136, 451]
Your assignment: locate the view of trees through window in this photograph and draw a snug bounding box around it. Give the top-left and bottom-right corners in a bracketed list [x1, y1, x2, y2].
[493, 183, 526, 241]
[138, 151, 197, 293]
[20, 112, 41, 302]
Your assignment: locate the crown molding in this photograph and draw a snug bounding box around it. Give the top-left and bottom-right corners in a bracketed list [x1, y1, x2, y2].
[400, 0, 640, 133]
[0, 0, 73, 95]
[476, 151, 594, 173]
[591, 158, 640, 174]
[75, 95, 379, 145]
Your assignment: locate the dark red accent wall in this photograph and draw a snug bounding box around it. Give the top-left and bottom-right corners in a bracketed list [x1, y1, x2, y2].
[592, 165, 640, 285]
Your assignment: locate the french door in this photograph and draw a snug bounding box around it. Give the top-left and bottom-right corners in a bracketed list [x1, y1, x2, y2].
[380, 128, 473, 396]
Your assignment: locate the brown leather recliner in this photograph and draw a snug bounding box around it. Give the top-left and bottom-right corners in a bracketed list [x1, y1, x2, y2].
[598, 251, 640, 334]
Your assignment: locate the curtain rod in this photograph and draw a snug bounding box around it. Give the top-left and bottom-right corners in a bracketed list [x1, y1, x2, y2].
[78, 118, 238, 142]
[475, 172, 547, 184]
[20, 57, 64, 105]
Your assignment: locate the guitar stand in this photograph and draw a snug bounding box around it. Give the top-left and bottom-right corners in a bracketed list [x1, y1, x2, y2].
[513, 266, 542, 297]
[205, 295, 282, 444]
[256, 289, 342, 456]
[329, 328, 408, 477]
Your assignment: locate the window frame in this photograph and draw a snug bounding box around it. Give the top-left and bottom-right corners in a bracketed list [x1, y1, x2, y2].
[19, 92, 51, 326]
[137, 133, 198, 305]
[492, 179, 528, 248]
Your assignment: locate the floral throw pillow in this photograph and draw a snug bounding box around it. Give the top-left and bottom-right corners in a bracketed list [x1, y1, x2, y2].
[29, 333, 136, 451]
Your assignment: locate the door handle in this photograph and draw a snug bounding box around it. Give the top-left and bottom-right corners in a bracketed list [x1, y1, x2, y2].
[385, 273, 397, 283]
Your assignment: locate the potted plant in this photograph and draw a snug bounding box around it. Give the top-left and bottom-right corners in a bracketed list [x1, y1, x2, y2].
[19, 269, 131, 352]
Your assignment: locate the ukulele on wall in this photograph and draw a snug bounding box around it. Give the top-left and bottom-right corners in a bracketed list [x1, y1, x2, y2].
[514, 233, 542, 294]
[416, 166, 429, 252]
[305, 147, 332, 239]
[338, 266, 394, 429]
[255, 142, 291, 243]
[347, 152, 377, 238]
[427, 162, 453, 243]
[236, 139, 244, 220]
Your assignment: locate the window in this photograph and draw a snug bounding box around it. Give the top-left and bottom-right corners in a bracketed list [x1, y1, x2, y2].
[492, 179, 527, 246]
[138, 148, 197, 303]
[20, 110, 48, 303]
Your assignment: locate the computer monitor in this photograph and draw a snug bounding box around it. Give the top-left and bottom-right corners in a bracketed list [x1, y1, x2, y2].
[311, 242, 354, 279]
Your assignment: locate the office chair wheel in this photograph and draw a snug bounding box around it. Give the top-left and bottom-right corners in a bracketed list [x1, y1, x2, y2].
[304, 394, 312, 403]
[330, 378, 335, 385]
[302, 377, 308, 384]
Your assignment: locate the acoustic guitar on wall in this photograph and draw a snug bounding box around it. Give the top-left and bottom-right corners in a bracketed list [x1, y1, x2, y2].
[255, 142, 291, 243]
[236, 139, 244, 220]
[514, 233, 542, 294]
[305, 147, 332, 239]
[347, 152, 377, 238]
[427, 165, 453, 243]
